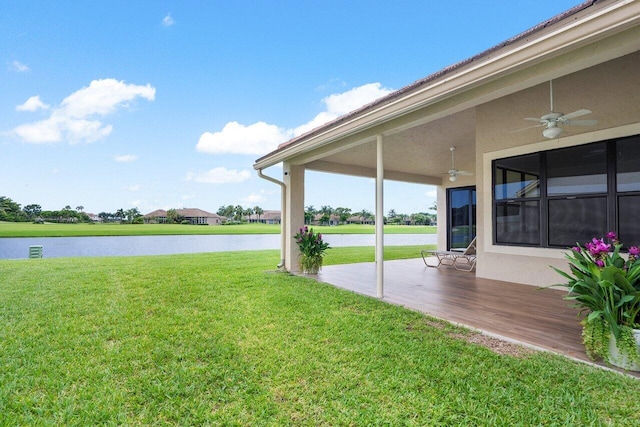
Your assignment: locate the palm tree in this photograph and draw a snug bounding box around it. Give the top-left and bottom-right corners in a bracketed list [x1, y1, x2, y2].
[357, 209, 372, 224]
[243, 207, 253, 222]
[234, 205, 244, 222]
[76, 205, 84, 213]
[304, 205, 317, 225]
[253, 206, 264, 223]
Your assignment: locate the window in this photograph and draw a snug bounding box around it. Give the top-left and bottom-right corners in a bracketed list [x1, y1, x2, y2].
[494, 154, 541, 245]
[547, 143, 607, 195]
[492, 135, 640, 248]
[617, 136, 640, 192]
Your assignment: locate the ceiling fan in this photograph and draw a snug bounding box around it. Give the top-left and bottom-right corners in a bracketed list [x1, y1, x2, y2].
[447, 146, 472, 182]
[516, 80, 597, 139]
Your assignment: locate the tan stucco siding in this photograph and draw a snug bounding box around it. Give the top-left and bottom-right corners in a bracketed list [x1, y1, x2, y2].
[474, 51, 640, 287]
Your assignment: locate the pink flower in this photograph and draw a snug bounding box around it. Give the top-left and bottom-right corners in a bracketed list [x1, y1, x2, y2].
[629, 246, 640, 256]
[607, 231, 617, 241]
[596, 259, 604, 267]
[572, 246, 580, 252]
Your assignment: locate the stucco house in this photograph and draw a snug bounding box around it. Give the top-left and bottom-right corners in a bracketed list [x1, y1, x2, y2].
[253, 0, 640, 294]
[144, 208, 224, 225]
[247, 210, 282, 224]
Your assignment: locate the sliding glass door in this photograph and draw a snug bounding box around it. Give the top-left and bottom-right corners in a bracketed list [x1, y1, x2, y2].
[448, 187, 476, 250]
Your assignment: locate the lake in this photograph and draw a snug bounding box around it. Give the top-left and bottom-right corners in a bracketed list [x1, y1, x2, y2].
[0, 234, 437, 259]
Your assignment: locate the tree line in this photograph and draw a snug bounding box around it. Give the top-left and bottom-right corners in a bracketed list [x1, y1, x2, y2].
[0, 196, 143, 224]
[1, 195, 436, 226]
[302, 205, 436, 226]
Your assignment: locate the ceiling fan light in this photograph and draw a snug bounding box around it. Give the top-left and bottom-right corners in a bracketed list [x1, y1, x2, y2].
[449, 174, 457, 182]
[543, 126, 563, 139]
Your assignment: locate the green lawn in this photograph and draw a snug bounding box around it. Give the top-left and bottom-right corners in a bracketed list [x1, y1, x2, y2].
[0, 221, 435, 237]
[1, 249, 638, 425]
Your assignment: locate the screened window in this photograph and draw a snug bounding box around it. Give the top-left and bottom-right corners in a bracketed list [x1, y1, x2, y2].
[548, 197, 607, 247]
[495, 201, 540, 245]
[492, 134, 639, 248]
[617, 136, 640, 192]
[619, 195, 640, 245]
[547, 143, 607, 195]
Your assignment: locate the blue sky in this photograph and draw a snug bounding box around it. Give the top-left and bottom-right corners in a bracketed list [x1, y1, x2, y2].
[1, 0, 581, 216]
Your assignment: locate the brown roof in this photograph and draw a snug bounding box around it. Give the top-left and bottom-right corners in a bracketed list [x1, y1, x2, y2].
[248, 210, 281, 220]
[177, 208, 222, 218]
[144, 209, 167, 217]
[255, 0, 599, 164]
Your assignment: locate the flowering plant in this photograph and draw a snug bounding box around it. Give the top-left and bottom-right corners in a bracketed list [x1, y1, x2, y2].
[293, 226, 330, 273]
[554, 232, 640, 364]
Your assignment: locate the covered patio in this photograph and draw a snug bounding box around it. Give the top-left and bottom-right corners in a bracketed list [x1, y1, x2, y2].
[316, 259, 589, 363]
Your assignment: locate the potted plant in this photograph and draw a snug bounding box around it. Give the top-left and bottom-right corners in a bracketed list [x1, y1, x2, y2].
[553, 232, 640, 370]
[293, 226, 330, 274]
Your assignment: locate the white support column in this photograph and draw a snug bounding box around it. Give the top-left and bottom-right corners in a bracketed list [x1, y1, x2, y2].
[376, 134, 384, 299]
[284, 162, 305, 273]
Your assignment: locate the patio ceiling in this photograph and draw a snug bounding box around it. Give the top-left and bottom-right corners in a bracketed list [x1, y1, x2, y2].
[302, 109, 477, 185]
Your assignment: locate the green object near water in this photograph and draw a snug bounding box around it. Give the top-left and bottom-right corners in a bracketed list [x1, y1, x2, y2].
[28, 245, 43, 258]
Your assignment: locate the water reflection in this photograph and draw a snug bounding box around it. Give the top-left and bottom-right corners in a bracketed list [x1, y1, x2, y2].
[0, 234, 436, 259]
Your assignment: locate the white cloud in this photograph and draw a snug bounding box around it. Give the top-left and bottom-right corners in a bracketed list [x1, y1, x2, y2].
[185, 167, 252, 184]
[11, 78, 155, 144]
[162, 13, 175, 26]
[294, 83, 393, 136]
[11, 60, 30, 72]
[124, 184, 141, 191]
[241, 189, 278, 205]
[16, 96, 49, 112]
[114, 154, 139, 162]
[196, 121, 292, 155]
[196, 82, 393, 156]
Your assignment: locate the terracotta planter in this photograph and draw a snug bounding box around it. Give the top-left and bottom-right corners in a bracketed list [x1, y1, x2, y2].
[608, 329, 640, 371]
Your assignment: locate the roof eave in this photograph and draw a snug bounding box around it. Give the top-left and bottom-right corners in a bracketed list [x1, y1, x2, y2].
[254, 0, 639, 171]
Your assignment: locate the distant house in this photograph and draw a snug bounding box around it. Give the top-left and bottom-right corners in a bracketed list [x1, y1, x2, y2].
[313, 213, 340, 226]
[247, 210, 281, 224]
[144, 208, 224, 225]
[346, 215, 375, 225]
[87, 213, 102, 223]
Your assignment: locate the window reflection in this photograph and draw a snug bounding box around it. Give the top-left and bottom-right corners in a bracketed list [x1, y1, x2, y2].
[494, 154, 540, 200]
[547, 143, 607, 195]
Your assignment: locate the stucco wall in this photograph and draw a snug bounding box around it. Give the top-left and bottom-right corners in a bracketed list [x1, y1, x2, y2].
[474, 51, 640, 287]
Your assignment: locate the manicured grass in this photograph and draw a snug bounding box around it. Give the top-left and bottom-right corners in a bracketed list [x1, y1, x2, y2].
[0, 221, 435, 238]
[1, 250, 638, 425]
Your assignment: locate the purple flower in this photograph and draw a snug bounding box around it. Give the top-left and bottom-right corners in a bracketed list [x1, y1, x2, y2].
[596, 259, 605, 267]
[572, 246, 580, 252]
[630, 246, 640, 256]
[607, 231, 617, 241]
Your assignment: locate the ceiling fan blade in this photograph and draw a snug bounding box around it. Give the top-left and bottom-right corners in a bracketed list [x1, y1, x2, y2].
[457, 171, 473, 176]
[565, 119, 598, 126]
[524, 117, 542, 122]
[510, 123, 543, 133]
[560, 109, 591, 120]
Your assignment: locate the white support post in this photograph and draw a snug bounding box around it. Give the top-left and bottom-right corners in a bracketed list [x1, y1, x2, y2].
[284, 162, 305, 273]
[376, 134, 384, 299]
